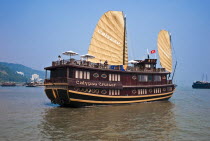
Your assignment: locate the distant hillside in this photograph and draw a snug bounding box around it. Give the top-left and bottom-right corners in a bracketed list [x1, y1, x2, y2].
[0, 62, 45, 82]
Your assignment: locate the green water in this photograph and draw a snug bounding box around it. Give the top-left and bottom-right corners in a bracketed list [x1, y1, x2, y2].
[0, 86, 210, 141]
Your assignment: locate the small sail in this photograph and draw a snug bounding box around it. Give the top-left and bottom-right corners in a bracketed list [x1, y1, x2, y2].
[157, 30, 172, 72]
[88, 11, 127, 65]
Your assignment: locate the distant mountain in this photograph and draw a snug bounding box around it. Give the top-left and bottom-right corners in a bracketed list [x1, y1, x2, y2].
[0, 62, 45, 82]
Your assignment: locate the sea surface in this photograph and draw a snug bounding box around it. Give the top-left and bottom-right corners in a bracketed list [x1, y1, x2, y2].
[0, 86, 210, 141]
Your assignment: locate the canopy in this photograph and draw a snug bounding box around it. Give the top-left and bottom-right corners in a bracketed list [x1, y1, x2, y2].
[157, 30, 172, 72]
[128, 60, 138, 64]
[81, 54, 95, 61]
[62, 50, 78, 58]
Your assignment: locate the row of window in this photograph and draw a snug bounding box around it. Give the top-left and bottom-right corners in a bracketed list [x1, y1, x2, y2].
[138, 89, 147, 95]
[154, 88, 162, 94]
[74, 70, 162, 83]
[75, 71, 90, 79]
[109, 90, 120, 95]
[109, 74, 120, 81]
[138, 75, 161, 82]
[73, 87, 172, 95]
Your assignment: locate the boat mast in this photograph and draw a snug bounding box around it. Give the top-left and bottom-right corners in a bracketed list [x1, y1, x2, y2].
[172, 61, 177, 81]
[123, 13, 126, 65]
[171, 32, 178, 82]
[206, 74, 208, 82]
[202, 73, 204, 81]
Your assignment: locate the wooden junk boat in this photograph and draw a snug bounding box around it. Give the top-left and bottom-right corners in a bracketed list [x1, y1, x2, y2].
[44, 11, 176, 107]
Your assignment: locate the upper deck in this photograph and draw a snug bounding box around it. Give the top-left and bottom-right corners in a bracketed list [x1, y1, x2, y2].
[45, 58, 169, 74]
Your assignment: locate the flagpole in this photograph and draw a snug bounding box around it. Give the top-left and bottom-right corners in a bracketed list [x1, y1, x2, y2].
[147, 49, 149, 59]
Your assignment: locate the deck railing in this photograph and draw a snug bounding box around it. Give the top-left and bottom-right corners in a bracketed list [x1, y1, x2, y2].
[51, 59, 167, 73]
[167, 80, 172, 84]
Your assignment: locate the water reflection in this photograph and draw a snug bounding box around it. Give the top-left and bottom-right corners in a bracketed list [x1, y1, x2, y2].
[40, 101, 176, 140]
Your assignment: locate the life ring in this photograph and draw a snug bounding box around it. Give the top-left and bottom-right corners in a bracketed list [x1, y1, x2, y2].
[149, 89, 153, 93]
[132, 90, 137, 94]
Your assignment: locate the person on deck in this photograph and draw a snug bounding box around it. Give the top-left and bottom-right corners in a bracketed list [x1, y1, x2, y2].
[104, 60, 108, 68]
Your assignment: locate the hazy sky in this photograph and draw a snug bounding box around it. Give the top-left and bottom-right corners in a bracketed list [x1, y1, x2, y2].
[0, 0, 210, 85]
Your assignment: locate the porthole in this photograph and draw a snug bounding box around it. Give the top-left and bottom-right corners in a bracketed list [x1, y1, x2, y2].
[132, 90, 137, 94]
[149, 89, 153, 93]
[132, 76, 137, 80]
[101, 74, 107, 78]
[163, 88, 166, 92]
[95, 89, 99, 94]
[92, 89, 96, 93]
[101, 90, 107, 94]
[93, 73, 99, 78]
[80, 88, 84, 92]
[84, 88, 88, 93]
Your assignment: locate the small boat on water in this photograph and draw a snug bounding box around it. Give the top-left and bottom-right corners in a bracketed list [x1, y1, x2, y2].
[1, 82, 16, 87]
[192, 81, 210, 89]
[192, 74, 210, 89]
[44, 11, 177, 107]
[26, 82, 37, 87]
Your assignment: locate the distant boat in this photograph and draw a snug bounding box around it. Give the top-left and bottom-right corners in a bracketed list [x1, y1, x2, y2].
[26, 82, 37, 87]
[192, 81, 210, 89]
[1, 82, 16, 87]
[192, 74, 210, 89]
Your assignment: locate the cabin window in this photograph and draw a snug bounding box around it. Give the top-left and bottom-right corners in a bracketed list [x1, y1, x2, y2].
[167, 87, 173, 91]
[148, 75, 153, 81]
[145, 64, 151, 68]
[79, 71, 83, 79]
[87, 72, 90, 79]
[118, 74, 120, 81]
[84, 71, 87, 79]
[75, 70, 79, 78]
[138, 75, 148, 82]
[115, 74, 118, 81]
[154, 75, 161, 81]
[50, 69, 66, 78]
[112, 74, 115, 81]
[75, 70, 90, 79]
[109, 74, 120, 81]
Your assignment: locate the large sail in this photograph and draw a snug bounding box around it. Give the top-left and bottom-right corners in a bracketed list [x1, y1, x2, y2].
[157, 30, 172, 72]
[88, 11, 128, 65]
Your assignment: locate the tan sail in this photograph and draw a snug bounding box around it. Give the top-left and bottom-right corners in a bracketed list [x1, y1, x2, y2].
[88, 11, 128, 65]
[157, 30, 172, 72]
